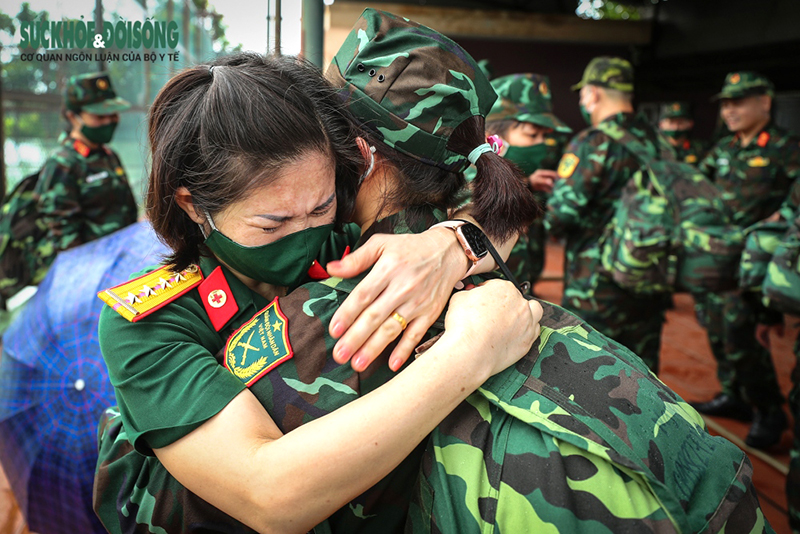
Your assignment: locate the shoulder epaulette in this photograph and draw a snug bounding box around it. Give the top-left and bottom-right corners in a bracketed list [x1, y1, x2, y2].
[98, 264, 203, 322]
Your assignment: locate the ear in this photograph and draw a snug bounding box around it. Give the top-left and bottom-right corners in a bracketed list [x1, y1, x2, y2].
[175, 186, 207, 225]
[355, 136, 373, 162]
[66, 110, 81, 127]
[761, 95, 772, 114]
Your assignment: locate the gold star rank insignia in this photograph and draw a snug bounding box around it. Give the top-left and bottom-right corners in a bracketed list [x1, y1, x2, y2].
[558, 153, 580, 179]
[225, 298, 293, 386]
[98, 264, 202, 322]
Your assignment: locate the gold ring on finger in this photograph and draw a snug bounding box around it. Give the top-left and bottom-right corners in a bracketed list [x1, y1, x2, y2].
[391, 311, 408, 331]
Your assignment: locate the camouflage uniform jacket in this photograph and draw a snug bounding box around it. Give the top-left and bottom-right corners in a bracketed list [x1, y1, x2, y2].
[407, 292, 770, 533]
[698, 123, 800, 229]
[545, 112, 674, 300]
[35, 137, 138, 269]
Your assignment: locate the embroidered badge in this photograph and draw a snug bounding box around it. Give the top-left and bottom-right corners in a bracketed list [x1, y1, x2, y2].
[730, 73, 740, 84]
[97, 78, 109, 90]
[545, 138, 557, 146]
[757, 131, 770, 147]
[225, 298, 293, 387]
[557, 153, 580, 178]
[208, 289, 227, 308]
[747, 156, 769, 167]
[685, 154, 698, 164]
[539, 81, 549, 97]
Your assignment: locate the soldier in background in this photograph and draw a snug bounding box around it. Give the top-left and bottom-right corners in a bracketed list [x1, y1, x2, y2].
[34, 72, 139, 274]
[691, 71, 799, 449]
[546, 56, 674, 373]
[484, 73, 572, 285]
[658, 101, 708, 165]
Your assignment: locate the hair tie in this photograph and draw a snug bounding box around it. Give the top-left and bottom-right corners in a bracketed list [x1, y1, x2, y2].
[467, 143, 493, 165]
[487, 135, 503, 153]
[208, 65, 215, 77]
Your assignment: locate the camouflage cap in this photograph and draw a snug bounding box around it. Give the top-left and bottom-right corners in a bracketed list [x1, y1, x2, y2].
[487, 73, 572, 134]
[571, 56, 634, 93]
[326, 8, 497, 172]
[65, 72, 131, 114]
[477, 59, 494, 82]
[659, 101, 692, 120]
[713, 71, 774, 100]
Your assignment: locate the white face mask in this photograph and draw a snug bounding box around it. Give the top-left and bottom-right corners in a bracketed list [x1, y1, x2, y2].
[359, 145, 376, 186]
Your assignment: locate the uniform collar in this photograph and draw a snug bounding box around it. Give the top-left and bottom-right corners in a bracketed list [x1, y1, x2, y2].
[599, 111, 634, 127]
[198, 255, 270, 329]
[68, 136, 105, 157]
[731, 121, 774, 148]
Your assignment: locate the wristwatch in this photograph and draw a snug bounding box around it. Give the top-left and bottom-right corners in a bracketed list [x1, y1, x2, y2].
[431, 219, 489, 278]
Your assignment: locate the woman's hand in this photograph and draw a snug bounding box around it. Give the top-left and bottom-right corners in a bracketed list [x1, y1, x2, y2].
[326, 227, 466, 372]
[443, 279, 543, 379]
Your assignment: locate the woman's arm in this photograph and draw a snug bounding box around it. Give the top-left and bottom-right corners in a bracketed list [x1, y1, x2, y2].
[326, 210, 518, 372]
[154, 280, 542, 534]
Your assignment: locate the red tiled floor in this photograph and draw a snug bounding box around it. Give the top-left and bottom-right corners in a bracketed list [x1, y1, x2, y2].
[536, 239, 795, 534]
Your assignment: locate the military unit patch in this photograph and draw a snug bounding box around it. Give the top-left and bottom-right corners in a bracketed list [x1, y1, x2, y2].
[224, 298, 293, 387]
[558, 153, 580, 178]
[98, 264, 203, 322]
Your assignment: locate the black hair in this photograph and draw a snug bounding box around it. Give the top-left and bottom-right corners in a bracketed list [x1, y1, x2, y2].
[147, 52, 361, 270]
[362, 115, 539, 242]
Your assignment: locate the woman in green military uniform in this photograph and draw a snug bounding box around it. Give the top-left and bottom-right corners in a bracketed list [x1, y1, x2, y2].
[36, 72, 139, 272]
[93, 50, 540, 534]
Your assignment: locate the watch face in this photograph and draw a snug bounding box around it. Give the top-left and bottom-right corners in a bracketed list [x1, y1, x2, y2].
[460, 223, 489, 258]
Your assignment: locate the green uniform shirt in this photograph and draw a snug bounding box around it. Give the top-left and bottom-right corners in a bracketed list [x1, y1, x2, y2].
[35, 137, 138, 266]
[698, 123, 800, 228]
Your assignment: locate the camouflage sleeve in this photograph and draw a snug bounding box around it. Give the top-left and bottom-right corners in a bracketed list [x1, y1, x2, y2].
[778, 138, 800, 220]
[34, 155, 86, 260]
[545, 131, 608, 237]
[697, 141, 720, 180]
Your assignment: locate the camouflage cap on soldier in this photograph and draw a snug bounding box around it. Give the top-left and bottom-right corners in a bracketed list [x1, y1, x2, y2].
[326, 8, 497, 172]
[477, 59, 494, 82]
[659, 101, 692, 120]
[571, 56, 634, 93]
[713, 71, 775, 100]
[65, 72, 131, 114]
[487, 73, 572, 134]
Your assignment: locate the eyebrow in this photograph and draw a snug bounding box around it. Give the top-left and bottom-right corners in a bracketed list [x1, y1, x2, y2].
[256, 192, 336, 222]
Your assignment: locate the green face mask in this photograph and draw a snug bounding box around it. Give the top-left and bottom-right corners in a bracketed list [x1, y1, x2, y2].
[504, 143, 550, 176]
[80, 122, 117, 144]
[660, 128, 691, 140]
[579, 104, 593, 126]
[203, 211, 334, 289]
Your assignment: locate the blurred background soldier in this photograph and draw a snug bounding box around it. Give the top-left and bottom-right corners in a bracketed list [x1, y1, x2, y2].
[658, 101, 708, 165]
[484, 73, 572, 286]
[546, 56, 674, 373]
[692, 71, 800, 450]
[34, 72, 139, 276]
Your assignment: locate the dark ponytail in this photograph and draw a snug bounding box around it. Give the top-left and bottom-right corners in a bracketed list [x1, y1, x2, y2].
[366, 115, 538, 242]
[447, 115, 539, 241]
